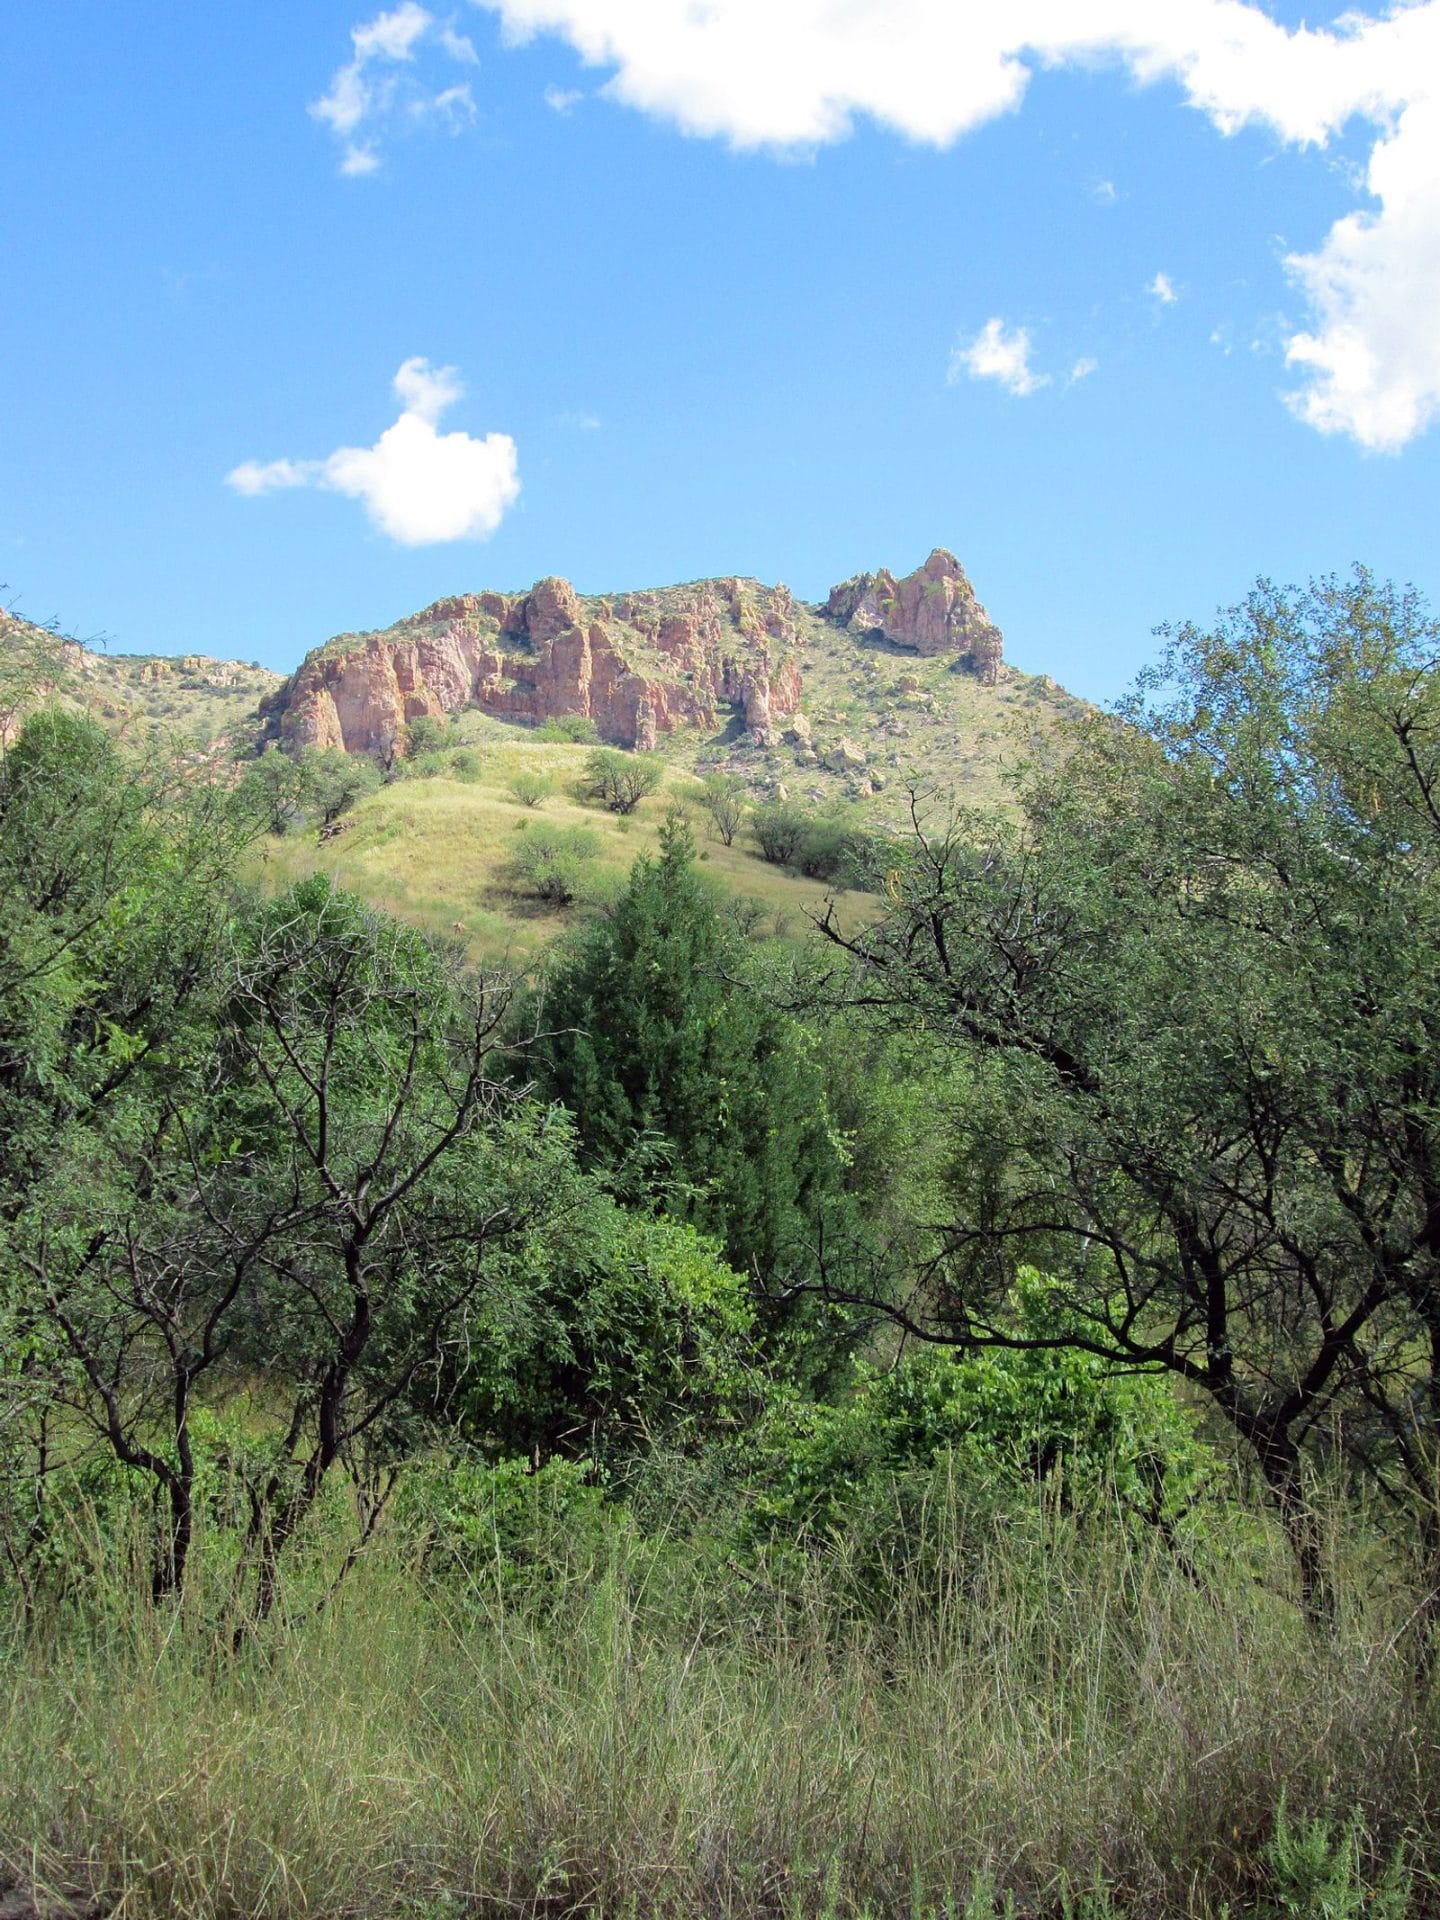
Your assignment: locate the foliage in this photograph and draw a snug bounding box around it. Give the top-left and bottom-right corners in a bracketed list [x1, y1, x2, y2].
[533, 814, 849, 1316]
[535, 713, 599, 744]
[295, 746, 381, 825]
[740, 1272, 1213, 1552]
[700, 771, 746, 845]
[503, 822, 602, 904]
[583, 746, 664, 814]
[241, 744, 380, 833]
[1262, 1795, 1410, 1919]
[750, 797, 810, 866]
[405, 713, 454, 757]
[0, 612, 68, 759]
[452, 1203, 757, 1463]
[817, 572, 1440, 1615]
[508, 768, 553, 808]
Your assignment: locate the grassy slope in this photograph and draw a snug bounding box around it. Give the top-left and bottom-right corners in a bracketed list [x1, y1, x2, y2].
[254, 720, 867, 965]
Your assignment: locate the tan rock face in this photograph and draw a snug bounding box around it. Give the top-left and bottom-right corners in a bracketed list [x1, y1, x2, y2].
[268, 573, 805, 756]
[826, 547, 1003, 683]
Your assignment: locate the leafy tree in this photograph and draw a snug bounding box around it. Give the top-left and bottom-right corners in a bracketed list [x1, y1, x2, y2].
[299, 747, 380, 827]
[241, 744, 307, 834]
[700, 772, 746, 846]
[192, 877, 567, 1617]
[534, 814, 847, 1312]
[536, 714, 599, 744]
[584, 747, 663, 815]
[0, 712, 254, 1597]
[750, 799, 809, 866]
[504, 823, 602, 905]
[452, 1200, 756, 1463]
[814, 572, 1440, 1618]
[405, 713, 452, 756]
[509, 769, 553, 809]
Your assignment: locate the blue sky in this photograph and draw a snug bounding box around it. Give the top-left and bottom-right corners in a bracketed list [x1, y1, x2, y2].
[3, 0, 1438, 702]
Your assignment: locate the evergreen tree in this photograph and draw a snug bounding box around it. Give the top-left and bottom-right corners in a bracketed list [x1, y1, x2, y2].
[535, 814, 844, 1299]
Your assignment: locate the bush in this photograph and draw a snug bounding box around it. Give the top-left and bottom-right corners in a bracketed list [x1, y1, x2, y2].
[452, 1207, 757, 1464]
[584, 747, 664, 815]
[297, 748, 381, 827]
[405, 714, 453, 756]
[750, 799, 810, 866]
[750, 800, 879, 885]
[536, 714, 599, 744]
[504, 823, 602, 904]
[509, 769, 553, 809]
[700, 773, 746, 846]
[740, 1272, 1216, 1570]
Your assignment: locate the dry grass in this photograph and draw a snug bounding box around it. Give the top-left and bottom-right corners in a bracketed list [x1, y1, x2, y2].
[1, 1494, 1435, 1919]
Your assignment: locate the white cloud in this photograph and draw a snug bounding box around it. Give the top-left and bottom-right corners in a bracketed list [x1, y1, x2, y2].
[1068, 355, 1099, 383]
[1283, 93, 1440, 451]
[466, 0, 1440, 451]
[1148, 271, 1179, 306]
[225, 358, 521, 546]
[313, 5, 481, 173]
[557, 408, 602, 429]
[950, 318, 1050, 398]
[1091, 177, 1118, 205]
[544, 84, 583, 113]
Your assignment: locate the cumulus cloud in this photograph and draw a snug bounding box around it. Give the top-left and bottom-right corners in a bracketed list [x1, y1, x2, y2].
[312, 4, 480, 173]
[226, 358, 520, 545]
[950, 319, 1050, 398]
[1148, 271, 1179, 306]
[466, 0, 1440, 451]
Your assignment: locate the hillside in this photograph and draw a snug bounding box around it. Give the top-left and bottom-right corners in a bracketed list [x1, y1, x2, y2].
[260, 547, 1090, 822]
[253, 718, 871, 963]
[5, 551, 1091, 954]
[0, 606, 282, 756]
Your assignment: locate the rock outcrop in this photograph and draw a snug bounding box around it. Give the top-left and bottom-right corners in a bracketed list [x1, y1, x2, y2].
[826, 548, 1003, 683]
[265, 575, 805, 757]
[261, 547, 1004, 758]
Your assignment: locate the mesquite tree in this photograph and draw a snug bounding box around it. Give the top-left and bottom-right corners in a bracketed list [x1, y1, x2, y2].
[816, 573, 1440, 1620]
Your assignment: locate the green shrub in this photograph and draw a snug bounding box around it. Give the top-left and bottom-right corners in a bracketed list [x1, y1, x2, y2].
[406, 714, 453, 756]
[503, 822, 602, 904]
[508, 769, 553, 808]
[583, 747, 664, 814]
[536, 714, 599, 744]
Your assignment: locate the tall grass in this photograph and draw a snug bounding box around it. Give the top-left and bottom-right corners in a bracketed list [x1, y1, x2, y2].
[1, 1486, 1435, 1919]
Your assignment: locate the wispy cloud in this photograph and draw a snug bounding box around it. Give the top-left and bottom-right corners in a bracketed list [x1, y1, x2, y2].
[227, 357, 520, 545]
[312, 5, 480, 175]
[1148, 271, 1180, 307]
[1067, 356, 1098, 385]
[467, 0, 1440, 451]
[949, 318, 1050, 398]
[544, 84, 583, 114]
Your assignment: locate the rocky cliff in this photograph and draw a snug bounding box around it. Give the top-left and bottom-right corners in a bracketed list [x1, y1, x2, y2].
[826, 548, 1003, 683]
[263, 573, 811, 757]
[263, 550, 1005, 758]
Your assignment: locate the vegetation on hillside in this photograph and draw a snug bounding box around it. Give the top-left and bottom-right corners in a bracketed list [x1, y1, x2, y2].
[3, 570, 1440, 1918]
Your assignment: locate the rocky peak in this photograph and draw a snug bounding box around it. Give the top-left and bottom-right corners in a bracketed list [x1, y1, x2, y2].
[826, 548, 1003, 683]
[522, 576, 583, 645]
